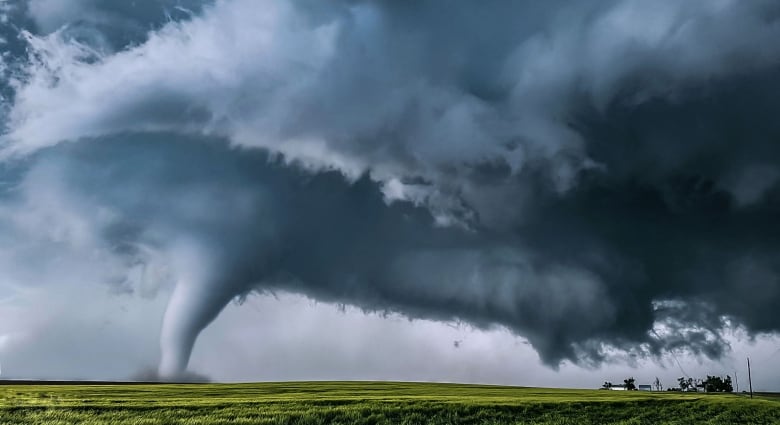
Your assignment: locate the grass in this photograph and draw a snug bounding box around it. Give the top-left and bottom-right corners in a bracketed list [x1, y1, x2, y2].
[1, 381, 778, 424]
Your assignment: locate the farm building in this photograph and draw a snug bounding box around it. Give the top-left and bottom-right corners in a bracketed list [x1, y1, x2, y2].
[606, 384, 653, 391]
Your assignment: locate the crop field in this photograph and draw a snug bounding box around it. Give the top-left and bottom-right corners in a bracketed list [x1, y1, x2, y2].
[1, 381, 779, 424]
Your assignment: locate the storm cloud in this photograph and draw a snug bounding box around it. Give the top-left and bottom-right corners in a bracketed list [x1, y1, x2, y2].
[1, 0, 780, 378]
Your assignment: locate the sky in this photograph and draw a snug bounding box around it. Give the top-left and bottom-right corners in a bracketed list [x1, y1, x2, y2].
[0, 0, 779, 390]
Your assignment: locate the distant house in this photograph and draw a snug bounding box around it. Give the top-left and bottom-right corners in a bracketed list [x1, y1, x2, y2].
[607, 384, 652, 391]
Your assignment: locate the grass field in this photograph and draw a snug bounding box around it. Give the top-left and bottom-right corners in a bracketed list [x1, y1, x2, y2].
[1, 381, 779, 424]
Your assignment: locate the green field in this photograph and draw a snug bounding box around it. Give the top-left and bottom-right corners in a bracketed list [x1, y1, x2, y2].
[1, 381, 778, 424]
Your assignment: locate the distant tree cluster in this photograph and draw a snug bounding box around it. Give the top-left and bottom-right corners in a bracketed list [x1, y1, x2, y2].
[600, 377, 637, 390]
[674, 377, 696, 392]
[623, 377, 636, 391]
[704, 375, 733, 393]
[667, 376, 733, 392]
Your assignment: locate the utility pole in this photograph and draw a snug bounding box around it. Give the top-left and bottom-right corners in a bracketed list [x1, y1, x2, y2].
[734, 370, 738, 393]
[747, 357, 753, 399]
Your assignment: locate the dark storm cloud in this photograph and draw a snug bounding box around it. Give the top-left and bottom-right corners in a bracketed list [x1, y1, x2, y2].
[2, 0, 780, 376]
[8, 135, 618, 375]
[25, 0, 212, 49]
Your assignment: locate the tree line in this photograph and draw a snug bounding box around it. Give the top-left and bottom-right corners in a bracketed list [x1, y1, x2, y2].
[600, 375, 734, 392]
[669, 375, 733, 392]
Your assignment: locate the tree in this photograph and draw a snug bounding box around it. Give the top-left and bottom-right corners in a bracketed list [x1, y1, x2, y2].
[705, 375, 720, 393]
[678, 377, 689, 391]
[623, 377, 636, 391]
[653, 377, 663, 391]
[704, 375, 734, 393]
[602, 381, 613, 390]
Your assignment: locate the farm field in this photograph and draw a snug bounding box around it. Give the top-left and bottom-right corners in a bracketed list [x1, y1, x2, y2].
[1, 381, 778, 424]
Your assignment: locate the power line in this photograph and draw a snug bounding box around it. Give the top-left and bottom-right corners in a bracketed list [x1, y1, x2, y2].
[651, 330, 690, 379]
[765, 347, 780, 361]
[664, 347, 690, 379]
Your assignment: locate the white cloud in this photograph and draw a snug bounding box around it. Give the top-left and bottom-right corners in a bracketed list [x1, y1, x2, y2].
[8, 0, 780, 204]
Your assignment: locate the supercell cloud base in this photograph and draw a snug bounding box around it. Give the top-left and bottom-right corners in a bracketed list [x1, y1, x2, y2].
[0, 0, 779, 389]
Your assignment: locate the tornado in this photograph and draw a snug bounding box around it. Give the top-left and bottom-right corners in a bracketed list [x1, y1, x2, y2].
[157, 243, 240, 379]
[158, 280, 229, 378]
